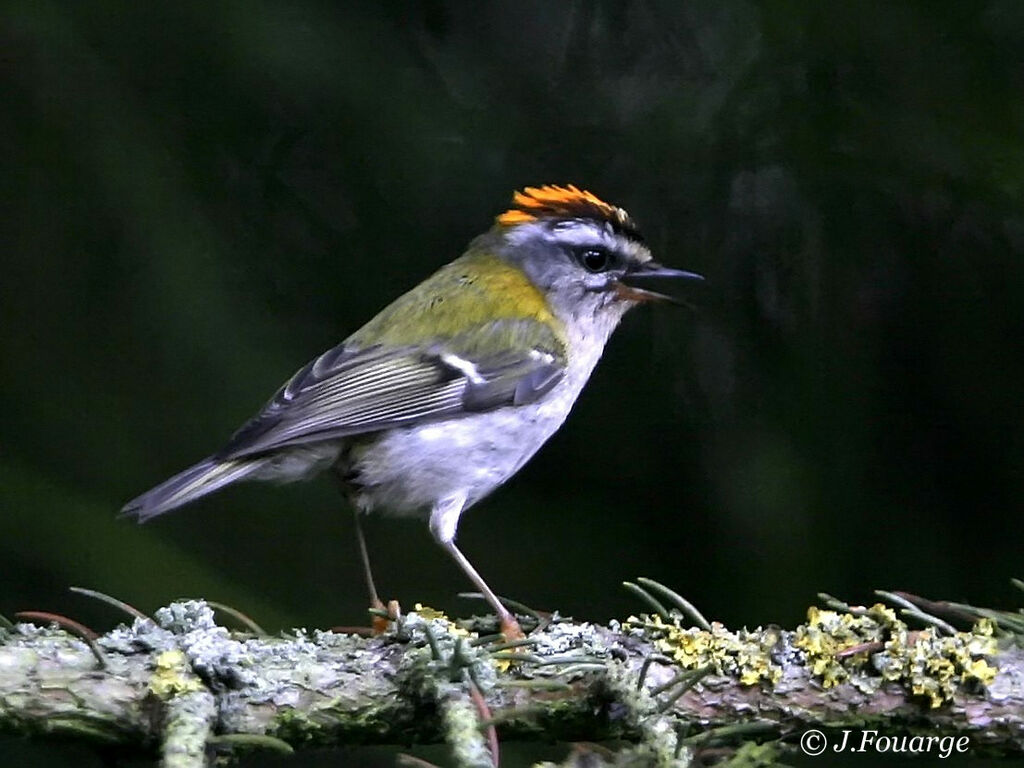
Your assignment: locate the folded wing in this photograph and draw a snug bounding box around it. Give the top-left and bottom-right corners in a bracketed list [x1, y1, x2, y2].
[217, 318, 566, 459]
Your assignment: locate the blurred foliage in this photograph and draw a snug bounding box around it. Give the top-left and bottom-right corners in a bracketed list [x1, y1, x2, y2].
[3, 1, 1024, 763]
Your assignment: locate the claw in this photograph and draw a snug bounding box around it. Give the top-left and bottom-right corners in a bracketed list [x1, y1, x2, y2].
[500, 615, 526, 642]
[371, 598, 401, 635]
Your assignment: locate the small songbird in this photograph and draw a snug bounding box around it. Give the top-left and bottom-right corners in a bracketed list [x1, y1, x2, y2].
[122, 185, 703, 638]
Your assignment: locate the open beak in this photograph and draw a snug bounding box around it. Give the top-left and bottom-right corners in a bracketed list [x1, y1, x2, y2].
[615, 262, 705, 304]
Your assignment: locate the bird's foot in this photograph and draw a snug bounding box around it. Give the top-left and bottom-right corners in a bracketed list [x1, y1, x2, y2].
[499, 615, 526, 642]
[371, 598, 401, 635]
[328, 598, 401, 637]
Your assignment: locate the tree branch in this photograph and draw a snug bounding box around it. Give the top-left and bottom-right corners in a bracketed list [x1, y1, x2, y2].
[1, 595, 1021, 767]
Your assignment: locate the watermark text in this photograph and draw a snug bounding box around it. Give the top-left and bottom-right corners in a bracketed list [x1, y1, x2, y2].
[799, 729, 970, 759]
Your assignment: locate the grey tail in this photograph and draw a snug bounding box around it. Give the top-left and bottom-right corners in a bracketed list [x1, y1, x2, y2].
[121, 455, 267, 522]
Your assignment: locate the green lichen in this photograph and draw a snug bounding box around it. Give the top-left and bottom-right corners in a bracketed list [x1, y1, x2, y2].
[41, 714, 124, 744]
[716, 741, 783, 768]
[273, 706, 323, 744]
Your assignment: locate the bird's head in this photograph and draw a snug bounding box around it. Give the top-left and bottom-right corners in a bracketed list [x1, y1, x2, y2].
[486, 185, 704, 322]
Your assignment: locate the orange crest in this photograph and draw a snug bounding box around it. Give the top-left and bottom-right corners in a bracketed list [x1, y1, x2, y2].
[496, 184, 634, 229]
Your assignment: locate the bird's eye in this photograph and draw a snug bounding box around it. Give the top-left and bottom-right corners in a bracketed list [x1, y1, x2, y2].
[577, 247, 611, 273]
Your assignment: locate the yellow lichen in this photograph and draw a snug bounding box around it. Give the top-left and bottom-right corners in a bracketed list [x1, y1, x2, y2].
[412, 604, 472, 639]
[963, 657, 997, 686]
[629, 614, 782, 687]
[912, 677, 945, 709]
[412, 603, 447, 622]
[148, 649, 204, 698]
[793, 604, 999, 708]
[631, 596, 1001, 708]
[793, 604, 897, 688]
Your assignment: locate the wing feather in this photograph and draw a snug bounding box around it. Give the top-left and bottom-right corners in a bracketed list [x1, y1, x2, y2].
[217, 318, 567, 460]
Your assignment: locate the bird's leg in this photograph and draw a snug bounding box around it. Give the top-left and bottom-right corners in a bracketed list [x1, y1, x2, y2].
[333, 464, 397, 632]
[353, 508, 383, 611]
[352, 509, 397, 634]
[430, 494, 525, 640]
[442, 540, 525, 640]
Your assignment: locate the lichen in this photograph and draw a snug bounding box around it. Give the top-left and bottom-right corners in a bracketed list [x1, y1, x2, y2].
[149, 649, 204, 698]
[627, 614, 783, 687]
[388, 608, 501, 766]
[530, 617, 611, 658]
[273, 706, 323, 743]
[397, 609, 495, 693]
[627, 604, 999, 709]
[437, 690, 493, 768]
[413, 603, 469, 633]
[795, 605, 998, 707]
[793, 604, 898, 689]
[155, 601, 218, 634]
[598, 662, 688, 767]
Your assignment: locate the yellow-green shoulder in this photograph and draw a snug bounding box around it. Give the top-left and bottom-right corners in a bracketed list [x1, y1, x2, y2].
[348, 252, 566, 347]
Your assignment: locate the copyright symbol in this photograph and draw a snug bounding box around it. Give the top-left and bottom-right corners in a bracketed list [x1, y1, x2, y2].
[800, 729, 827, 756]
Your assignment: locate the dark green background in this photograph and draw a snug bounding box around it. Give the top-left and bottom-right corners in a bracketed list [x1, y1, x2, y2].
[4, 1, 1023, 765]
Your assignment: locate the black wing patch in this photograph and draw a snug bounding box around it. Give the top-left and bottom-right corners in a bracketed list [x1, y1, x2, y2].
[217, 332, 565, 460]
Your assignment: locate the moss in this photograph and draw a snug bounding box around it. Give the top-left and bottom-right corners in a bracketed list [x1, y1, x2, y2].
[272, 706, 323, 744]
[717, 741, 783, 768]
[269, 690, 420, 746]
[41, 714, 125, 744]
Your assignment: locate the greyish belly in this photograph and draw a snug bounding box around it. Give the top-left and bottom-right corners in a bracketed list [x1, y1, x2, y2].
[344, 402, 566, 517]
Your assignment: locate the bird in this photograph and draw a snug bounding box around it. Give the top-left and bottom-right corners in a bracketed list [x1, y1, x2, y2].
[121, 184, 704, 638]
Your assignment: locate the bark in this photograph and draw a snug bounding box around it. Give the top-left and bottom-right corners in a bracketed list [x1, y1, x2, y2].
[0, 600, 1020, 767]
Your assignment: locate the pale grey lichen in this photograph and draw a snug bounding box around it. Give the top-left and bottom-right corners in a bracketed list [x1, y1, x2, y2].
[437, 688, 494, 768]
[391, 608, 503, 766]
[98, 617, 170, 654]
[531, 619, 612, 658]
[161, 688, 216, 768]
[155, 601, 218, 633]
[600, 661, 690, 768]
